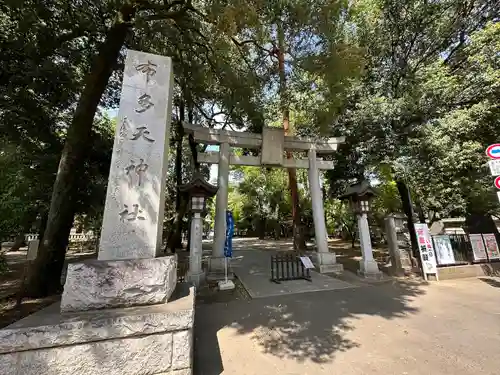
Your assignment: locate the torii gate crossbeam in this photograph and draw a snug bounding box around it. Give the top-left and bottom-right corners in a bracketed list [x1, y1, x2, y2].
[184, 123, 345, 275]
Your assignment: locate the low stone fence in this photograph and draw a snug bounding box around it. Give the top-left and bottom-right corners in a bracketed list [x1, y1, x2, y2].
[23, 233, 97, 251]
[24, 233, 94, 243]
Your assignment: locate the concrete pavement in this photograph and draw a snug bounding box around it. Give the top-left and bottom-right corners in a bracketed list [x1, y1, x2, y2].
[194, 277, 500, 375]
[231, 250, 357, 298]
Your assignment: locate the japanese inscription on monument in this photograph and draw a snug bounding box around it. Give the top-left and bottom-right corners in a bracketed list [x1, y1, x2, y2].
[125, 159, 148, 187]
[98, 50, 174, 261]
[135, 60, 157, 82]
[136, 93, 154, 113]
[130, 126, 155, 142]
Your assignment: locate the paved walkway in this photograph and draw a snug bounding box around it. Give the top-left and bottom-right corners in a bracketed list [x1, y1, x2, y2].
[231, 249, 356, 298]
[195, 277, 500, 375]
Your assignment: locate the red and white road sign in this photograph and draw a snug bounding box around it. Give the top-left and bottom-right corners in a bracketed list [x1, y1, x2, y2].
[495, 176, 500, 189]
[486, 144, 500, 159]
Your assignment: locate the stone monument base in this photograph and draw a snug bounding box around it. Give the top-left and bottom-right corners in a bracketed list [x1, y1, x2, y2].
[61, 255, 177, 312]
[312, 252, 344, 274]
[186, 270, 205, 286]
[207, 256, 226, 271]
[358, 259, 383, 279]
[207, 256, 234, 281]
[0, 284, 195, 375]
[357, 270, 385, 280]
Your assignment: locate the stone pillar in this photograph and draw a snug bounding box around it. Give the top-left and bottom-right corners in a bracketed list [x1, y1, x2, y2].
[211, 142, 230, 272]
[187, 212, 204, 286]
[60, 50, 177, 312]
[98, 50, 174, 261]
[308, 149, 328, 253]
[357, 213, 382, 278]
[386, 213, 414, 275]
[308, 149, 343, 274]
[385, 215, 404, 276]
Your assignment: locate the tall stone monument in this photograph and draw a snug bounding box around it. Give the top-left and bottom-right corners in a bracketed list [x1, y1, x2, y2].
[0, 50, 195, 375]
[99, 51, 172, 261]
[385, 213, 415, 275]
[61, 49, 177, 312]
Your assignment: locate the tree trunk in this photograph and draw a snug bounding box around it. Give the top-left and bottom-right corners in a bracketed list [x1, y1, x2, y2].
[276, 23, 306, 251]
[414, 196, 426, 223]
[176, 104, 185, 211]
[169, 94, 195, 253]
[465, 214, 500, 236]
[25, 8, 134, 297]
[416, 204, 426, 223]
[10, 210, 36, 251]
[37, 211, 49, 244]
[169, 98, 185, 252]
[258, 218, 265, 240]
[186, 215, 192, 250]
[169, 196, 189, 252]
[343, 221, 356, 248]
[10, 234, 26, 252]
[396, 179, 419, 258]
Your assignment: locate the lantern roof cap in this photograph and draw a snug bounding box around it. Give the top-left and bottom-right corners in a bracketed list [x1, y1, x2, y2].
[178, 172, 218, 197]
[339, 180, 377, 200]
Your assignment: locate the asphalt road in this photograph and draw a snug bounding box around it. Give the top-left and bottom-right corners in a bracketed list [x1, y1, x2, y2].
[194, 276, 500, 375]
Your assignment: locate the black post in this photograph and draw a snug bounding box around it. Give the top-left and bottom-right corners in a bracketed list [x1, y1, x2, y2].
[286, 254, 290, 279]
[271, 255, 274, 281]
[396, 179, 419, 258]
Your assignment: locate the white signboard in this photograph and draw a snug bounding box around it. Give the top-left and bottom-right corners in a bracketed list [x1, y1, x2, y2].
[414, 223, 438, 279]
[497, 192, 500, 204]
[299, 256, 315, 269]
[483, 234, 500, 260]
[432, 235, 455, 265]
[469, 234, 488, 261]
[489, 160, 500, 176]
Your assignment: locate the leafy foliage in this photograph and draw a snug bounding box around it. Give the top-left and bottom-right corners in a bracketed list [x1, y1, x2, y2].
[230, 167, 293, 238]
[329, 0, 499, 220]
[0, 0, 499, 295]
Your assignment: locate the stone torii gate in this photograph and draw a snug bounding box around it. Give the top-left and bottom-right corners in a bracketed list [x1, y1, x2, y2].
[184, 123, 345, 274]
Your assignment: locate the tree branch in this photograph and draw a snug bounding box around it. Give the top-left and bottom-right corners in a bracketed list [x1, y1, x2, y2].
[173, 22, 215, 54]
[231, 37, 273, 55]
[192, 102, 230, 127]
[134, 0, 196, 22]
[139, 8, 189, 22]
[39, 28, 88, 60]
[135, 0, 186, 12]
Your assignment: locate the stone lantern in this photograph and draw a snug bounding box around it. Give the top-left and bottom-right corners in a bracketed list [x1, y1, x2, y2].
[340, 180, 382, 279]
[178, 173, 218, 286]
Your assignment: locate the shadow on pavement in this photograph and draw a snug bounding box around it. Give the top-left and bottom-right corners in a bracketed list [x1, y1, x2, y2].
[194, 279, 426, 375]
[478, 277, 500, 288]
